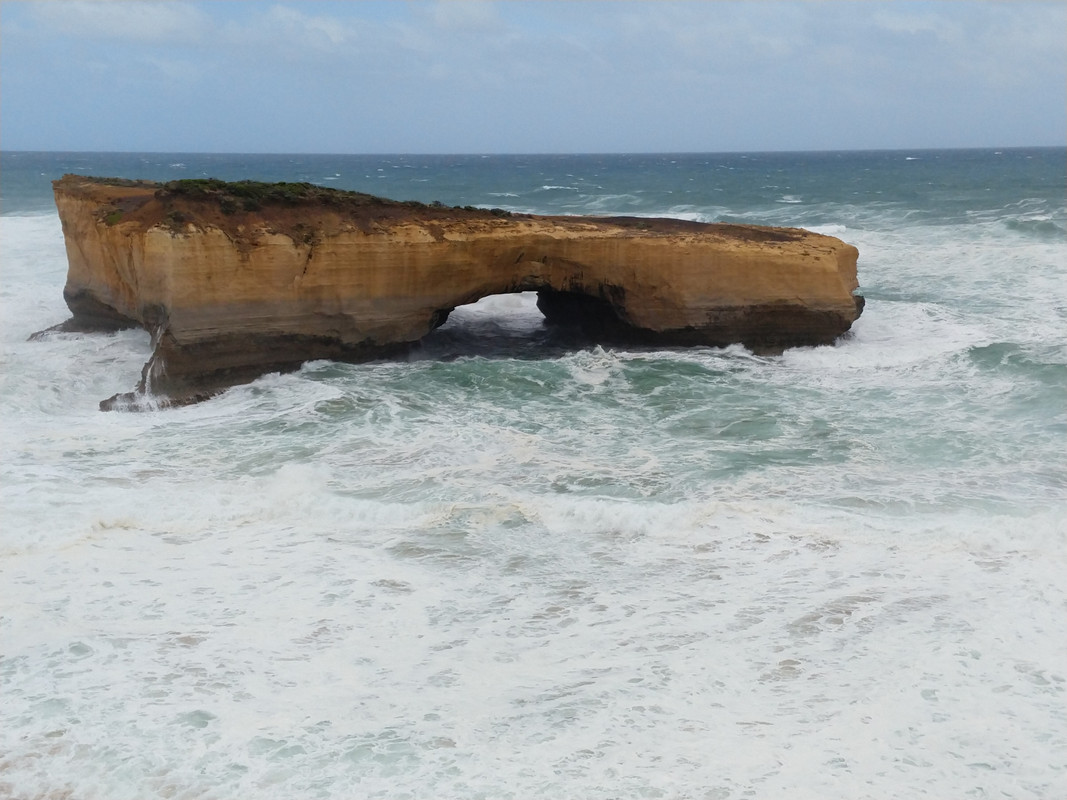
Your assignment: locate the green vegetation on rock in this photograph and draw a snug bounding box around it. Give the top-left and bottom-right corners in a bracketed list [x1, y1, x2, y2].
[156, 179, 422, 213]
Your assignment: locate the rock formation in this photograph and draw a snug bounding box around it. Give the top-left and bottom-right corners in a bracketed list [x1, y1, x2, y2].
[48, 175, 864, 408]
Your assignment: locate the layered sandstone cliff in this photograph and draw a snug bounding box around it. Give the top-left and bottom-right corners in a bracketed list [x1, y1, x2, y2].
[50, 175, 863, 408]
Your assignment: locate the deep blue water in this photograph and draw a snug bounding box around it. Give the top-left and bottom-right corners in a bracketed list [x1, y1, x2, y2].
[3, 147, 1063, 226]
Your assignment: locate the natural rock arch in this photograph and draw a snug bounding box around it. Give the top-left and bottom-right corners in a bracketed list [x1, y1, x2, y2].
[427, 284, 633, 341]
[47, 176, 863, 408]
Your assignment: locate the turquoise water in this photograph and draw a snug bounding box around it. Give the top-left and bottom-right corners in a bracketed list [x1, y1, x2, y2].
[1, 149, 1065, 798]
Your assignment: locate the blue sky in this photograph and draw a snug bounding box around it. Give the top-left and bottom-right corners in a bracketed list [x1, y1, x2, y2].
[1, 0, 1064, 153]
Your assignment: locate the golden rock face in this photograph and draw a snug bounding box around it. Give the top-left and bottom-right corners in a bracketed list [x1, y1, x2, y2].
[50, 176, 863, 407]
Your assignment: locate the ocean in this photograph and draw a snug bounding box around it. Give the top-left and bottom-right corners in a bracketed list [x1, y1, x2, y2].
[1, 149, 1064, 799]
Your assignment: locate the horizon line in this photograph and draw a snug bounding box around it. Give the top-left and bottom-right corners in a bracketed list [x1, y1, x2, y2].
[2, 144, 1063, 158]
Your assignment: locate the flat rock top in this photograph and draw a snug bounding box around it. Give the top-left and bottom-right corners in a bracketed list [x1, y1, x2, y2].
[54, 174, 821, 246]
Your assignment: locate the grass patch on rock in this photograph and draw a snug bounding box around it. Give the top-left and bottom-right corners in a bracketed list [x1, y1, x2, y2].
[156, 179, 422, 211]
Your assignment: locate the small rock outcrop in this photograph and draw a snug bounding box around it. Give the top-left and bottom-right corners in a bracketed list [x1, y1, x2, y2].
[48, 175, 864, 408]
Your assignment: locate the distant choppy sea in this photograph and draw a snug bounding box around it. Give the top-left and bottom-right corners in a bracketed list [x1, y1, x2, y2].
[1, 149, 1065, 799]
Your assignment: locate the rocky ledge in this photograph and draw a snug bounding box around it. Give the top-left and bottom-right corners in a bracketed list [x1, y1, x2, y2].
[47, 175, 863, 408]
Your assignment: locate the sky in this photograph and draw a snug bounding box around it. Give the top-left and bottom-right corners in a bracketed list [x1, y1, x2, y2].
[1, 0, 1064, 154]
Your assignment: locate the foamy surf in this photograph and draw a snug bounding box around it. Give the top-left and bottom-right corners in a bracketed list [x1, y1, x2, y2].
[2, 148, 1065, 799]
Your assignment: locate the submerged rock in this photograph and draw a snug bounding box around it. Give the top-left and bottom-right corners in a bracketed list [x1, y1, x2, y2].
[48, 175, 864, 408]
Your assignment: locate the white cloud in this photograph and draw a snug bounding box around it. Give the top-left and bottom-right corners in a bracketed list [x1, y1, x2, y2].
[4, 0, 1063, 152]
[258, 4, 356, 50]
[428, 0, 502, 32]
[29, 0, 210, 44]
[872, 2, 1067, 90]
[872, 8, 957, 39]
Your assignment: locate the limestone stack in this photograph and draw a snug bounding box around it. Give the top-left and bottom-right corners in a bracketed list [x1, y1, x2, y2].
[48, 175, 864, 408]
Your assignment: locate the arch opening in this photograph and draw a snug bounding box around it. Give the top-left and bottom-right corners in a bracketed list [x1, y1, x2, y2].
[418, 287, 637, 361]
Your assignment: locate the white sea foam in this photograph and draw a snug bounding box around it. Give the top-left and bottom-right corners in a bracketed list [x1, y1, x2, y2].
[448, 291, 541, 322]
[2, 167, 1066, 799]
[572, 193, 642, 212]
[655, 208, 716, 223]
[803, 223, 847, 236]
